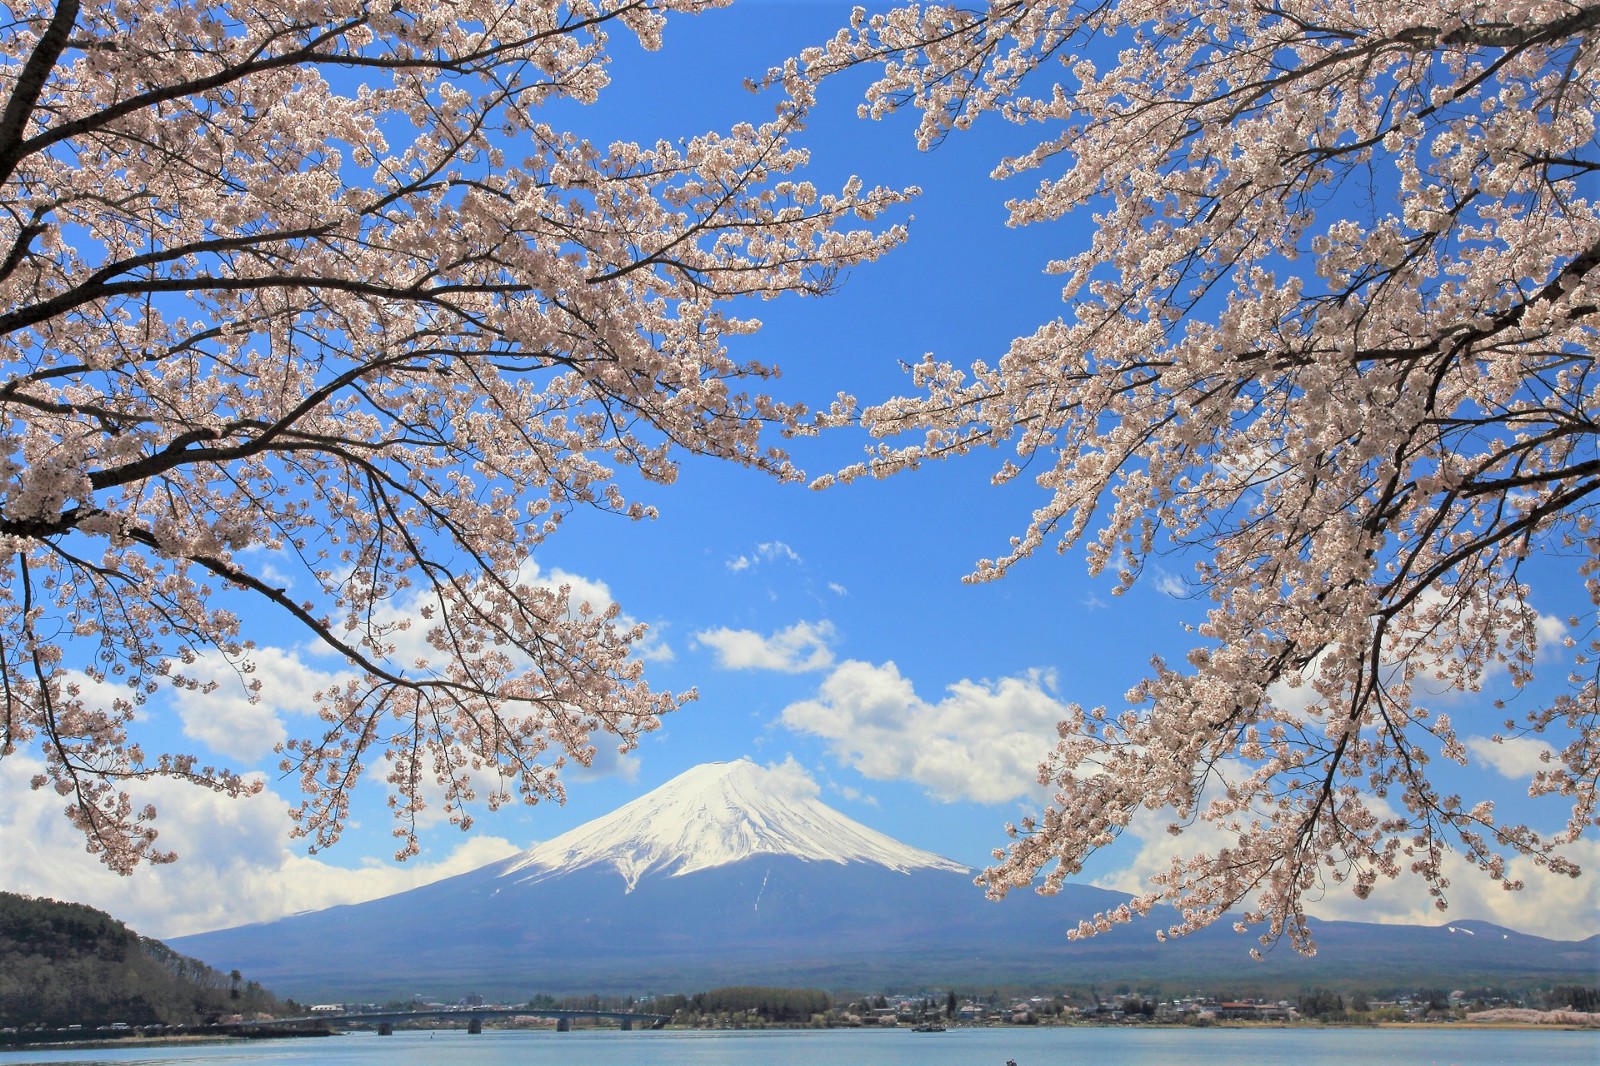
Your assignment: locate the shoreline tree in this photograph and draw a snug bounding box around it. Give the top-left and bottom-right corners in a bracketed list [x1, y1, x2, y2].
[0, 0, 911, 872]
[789, 1, 1600, 952]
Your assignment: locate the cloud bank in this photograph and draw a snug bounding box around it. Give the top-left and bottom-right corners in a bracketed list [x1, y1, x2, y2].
[694, 620, 837, 673]
[0, 756, 519, 939]
[780, 660, 1065, 805]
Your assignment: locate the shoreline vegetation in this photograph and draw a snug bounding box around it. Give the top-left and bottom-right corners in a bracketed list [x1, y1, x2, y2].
[4, 893, 1594, 1050]
[0, 1024, 334, 1051]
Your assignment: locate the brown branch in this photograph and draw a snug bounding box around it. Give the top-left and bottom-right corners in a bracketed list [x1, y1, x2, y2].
[0, 0, 80, 185]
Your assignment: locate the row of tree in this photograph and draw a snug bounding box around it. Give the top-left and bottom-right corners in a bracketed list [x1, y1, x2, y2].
[0, 892, 285, 1028]
[649, 987, 832, 1024]
[518, 981, 1596, 1029]
[1547, 986, 1600, 1013]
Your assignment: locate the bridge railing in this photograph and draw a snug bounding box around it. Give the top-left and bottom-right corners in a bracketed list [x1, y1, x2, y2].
[266, 1007, 669, 1034]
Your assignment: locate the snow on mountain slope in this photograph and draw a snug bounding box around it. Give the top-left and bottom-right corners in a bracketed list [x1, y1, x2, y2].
[500, 759, 969, 891]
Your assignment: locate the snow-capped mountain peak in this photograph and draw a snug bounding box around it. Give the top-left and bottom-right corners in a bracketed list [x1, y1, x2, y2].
[500, 759, 969, 891]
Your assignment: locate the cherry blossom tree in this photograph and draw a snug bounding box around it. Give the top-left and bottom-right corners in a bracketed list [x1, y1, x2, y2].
[0, 0, 912, 872]
[791, 1, 1600, 952]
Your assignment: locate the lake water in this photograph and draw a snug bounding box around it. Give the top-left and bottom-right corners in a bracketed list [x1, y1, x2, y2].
[2, 1027, 1596, 1065]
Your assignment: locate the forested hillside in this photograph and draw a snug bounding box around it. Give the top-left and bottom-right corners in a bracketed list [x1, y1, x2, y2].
[0, 892, 287, 1028]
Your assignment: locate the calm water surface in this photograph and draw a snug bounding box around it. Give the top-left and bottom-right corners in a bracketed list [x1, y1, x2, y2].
[2, 1027, 1596, 1065]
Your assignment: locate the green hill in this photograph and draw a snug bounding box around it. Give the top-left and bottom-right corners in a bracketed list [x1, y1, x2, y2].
[0, 891, 289, 1029]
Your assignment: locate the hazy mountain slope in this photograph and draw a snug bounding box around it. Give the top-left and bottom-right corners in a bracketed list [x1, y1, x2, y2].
[170, 761, 1600, 999]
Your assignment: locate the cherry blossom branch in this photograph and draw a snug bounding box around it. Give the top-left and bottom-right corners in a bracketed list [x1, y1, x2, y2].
[0, 0, 911, 869]
[800, 0, 1600, 951]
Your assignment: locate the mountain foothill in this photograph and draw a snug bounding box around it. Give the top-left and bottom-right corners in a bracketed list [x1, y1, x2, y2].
[0, 892, 289, 1031]
[158, 760, 1598, 1001]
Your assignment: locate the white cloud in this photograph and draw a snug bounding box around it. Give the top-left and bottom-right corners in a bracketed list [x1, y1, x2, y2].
[154, 558, 655, 839]
[837, 785, 877, 805]
[726, 540, 802, 572]
[694, 620, 837, 673]
[780, 660, 1065, 804]
[631, 625, 676, 664]
[171, 646, 352, 762]
[1396, 589, 1569, 697]
[1264, 647, 1332, 716]
[1305, 839, 1600, 940]
[1088, 793, 1600, 940]
[1465, 735, 1556, 779]
[1534, 611, 1570, 659]
[237, 543, 295, 591]
[57, 667, 143, 720]
[313, 559, 674, 675]
[1089, 810, 1235, 899]
[0, 755, 519, 939]
[535, 565, 674, 664]
[825, 776, 877, 806]
[1266, 594, 1570, 715]
[572, 749, 642, 783]
[763, 754, 823, 801]
[1152, 570, 1187, 597]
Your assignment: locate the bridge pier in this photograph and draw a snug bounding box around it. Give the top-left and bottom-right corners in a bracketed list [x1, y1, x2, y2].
[376, 1023, 392, 1036]
[556, 1017, 570, 1032]
[467, 1017, 483, 1035]
[621, 1018, 633, 1031]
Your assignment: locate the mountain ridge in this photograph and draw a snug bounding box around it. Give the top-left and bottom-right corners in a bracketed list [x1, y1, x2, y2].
[169, 761, 1600, 998]
[500, 759, 968, 890]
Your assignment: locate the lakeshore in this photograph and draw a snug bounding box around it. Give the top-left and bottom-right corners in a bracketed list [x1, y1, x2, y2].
[6, 1012, 1595, 1056]
[1, 1023, 1597, 1066]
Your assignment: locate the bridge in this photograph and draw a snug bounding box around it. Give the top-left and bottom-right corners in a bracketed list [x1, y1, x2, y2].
[268, 1007, 670, 1035]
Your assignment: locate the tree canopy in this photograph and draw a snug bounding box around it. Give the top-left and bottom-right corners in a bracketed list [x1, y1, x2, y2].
[0, 890, 286, 1027]
[5, 0, 1597, 957]
[790, 0, 1600, 952]
[0, 0, 909, 872]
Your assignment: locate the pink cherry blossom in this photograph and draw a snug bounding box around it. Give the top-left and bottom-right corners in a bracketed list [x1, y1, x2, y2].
[794, 0, 1600, 952]
[0, 0, 912, 872]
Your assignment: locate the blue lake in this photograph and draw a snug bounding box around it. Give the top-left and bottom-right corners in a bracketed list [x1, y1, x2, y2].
[2, 1026, 1597, 1065]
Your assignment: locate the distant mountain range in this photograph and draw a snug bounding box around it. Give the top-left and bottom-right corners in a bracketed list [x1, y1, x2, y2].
[171, 760, 1600, 1000]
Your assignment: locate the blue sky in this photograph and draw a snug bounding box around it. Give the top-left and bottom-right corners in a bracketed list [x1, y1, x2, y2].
[2, 0, 1596, 947]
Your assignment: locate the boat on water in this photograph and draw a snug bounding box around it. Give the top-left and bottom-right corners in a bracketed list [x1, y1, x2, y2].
[910, 1022, 947, 1032]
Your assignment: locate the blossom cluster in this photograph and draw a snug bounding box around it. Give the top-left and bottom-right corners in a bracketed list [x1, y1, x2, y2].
[0, 0, 911, 869]
[797, 0, 1600, 950]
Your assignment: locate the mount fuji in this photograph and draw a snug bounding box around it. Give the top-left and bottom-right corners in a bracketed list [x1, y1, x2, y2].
[171, 760, 1598, 999]
[499, 759, 970, 890]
